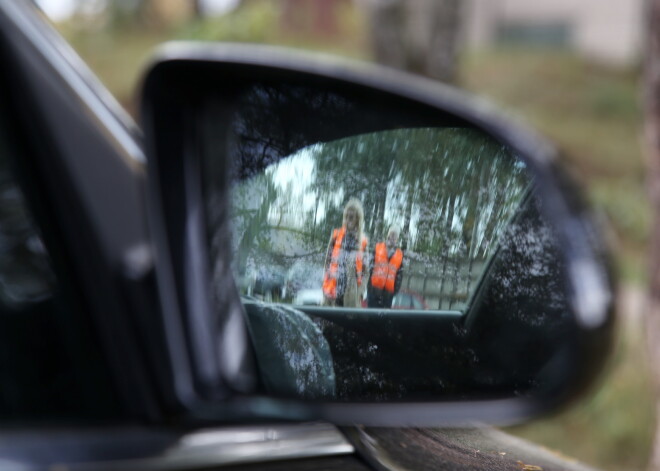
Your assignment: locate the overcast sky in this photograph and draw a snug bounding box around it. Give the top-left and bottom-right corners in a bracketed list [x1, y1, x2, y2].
[36, 0, 240, 21]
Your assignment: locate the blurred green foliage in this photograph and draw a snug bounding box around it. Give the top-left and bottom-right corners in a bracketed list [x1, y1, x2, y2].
[55, 2, 651, 470]
[178, 1, 279, 43]
[62, 0, 369, 111]
[175, 0, 369, 58]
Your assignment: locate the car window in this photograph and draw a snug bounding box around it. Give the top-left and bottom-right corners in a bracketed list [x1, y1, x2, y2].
[0, 81, 119, 421]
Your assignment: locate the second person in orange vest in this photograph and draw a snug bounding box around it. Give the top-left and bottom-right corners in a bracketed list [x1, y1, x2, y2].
[367, 226, 404, 308]
[322, 198, 368, 307]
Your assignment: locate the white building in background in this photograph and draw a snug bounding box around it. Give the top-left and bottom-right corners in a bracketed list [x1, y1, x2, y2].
[465, 0, 645, 66]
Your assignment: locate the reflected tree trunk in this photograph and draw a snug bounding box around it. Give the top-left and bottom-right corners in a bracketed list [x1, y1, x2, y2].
[438, 193, 456, 308]
[372, 185, 388, 242]
[402, 190, 414, 250]
[466, 163, 486, 285]
[646, 1, 660, 470]
[359, 0, 463, 83]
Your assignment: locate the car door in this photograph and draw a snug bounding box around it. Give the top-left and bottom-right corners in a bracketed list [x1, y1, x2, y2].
[0, 0, 158, 420]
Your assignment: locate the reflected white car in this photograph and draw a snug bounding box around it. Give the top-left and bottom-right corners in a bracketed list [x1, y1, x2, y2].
[294, 288, 324, 306]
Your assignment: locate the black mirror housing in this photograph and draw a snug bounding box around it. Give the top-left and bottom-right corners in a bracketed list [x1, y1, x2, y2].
[140, 42, 614, 426]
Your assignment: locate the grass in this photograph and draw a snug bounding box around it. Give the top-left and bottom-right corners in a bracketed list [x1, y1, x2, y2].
[460, 49, 647, 285]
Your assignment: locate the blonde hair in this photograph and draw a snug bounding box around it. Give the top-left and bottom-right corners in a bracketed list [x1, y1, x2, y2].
[342, 198, 364, 235]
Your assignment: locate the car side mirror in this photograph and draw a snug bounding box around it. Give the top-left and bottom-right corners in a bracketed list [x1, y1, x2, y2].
[140, 43, 614, 426]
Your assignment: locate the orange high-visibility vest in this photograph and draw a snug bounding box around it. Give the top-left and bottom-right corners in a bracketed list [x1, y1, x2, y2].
[322, 227, 367, 299]
[370, 242, 403, 293]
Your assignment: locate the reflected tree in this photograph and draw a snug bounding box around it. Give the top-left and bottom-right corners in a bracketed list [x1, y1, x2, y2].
[227, 126, 530, 310]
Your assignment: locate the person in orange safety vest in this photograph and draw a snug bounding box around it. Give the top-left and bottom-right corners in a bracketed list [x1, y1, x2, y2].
[322, 198, 368, 307]
[367, 225, 403, 308]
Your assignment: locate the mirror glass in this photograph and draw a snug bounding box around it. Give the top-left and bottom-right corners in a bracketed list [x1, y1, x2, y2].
[231, 128, 529, 312]
[199, 82, 576, 402]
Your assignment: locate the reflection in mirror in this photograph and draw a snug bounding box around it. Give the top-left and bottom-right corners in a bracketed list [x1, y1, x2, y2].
[200, 84, 575, 403]
[230, 128, 530, 313]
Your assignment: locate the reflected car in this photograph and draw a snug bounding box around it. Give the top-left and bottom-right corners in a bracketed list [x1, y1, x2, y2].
[286, 260, 325, 301]
[359, 290, 427, 309]
[392, 290, 428, 310]
[243, 264, 287, 301]
[293, 288, 324, 306]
